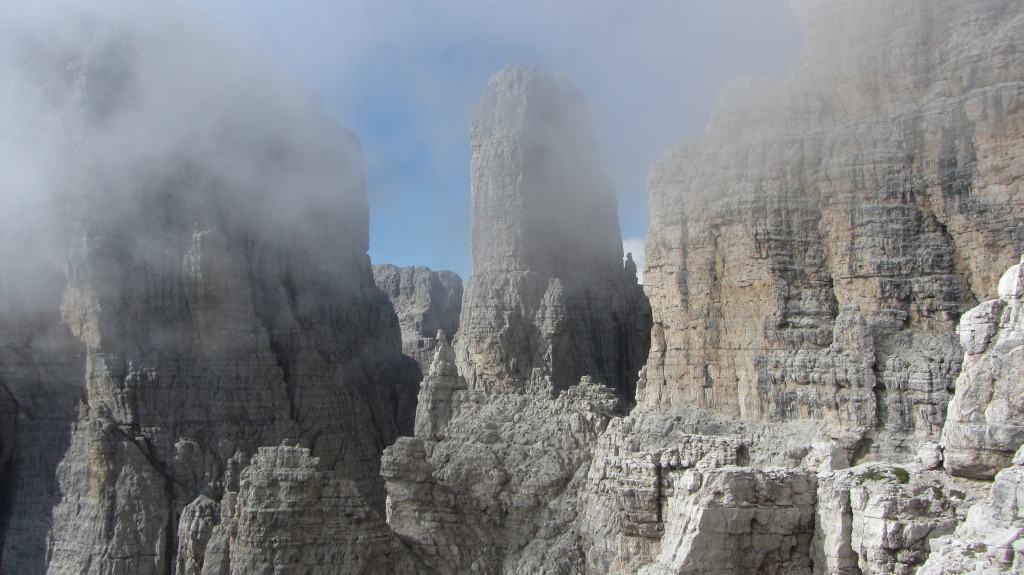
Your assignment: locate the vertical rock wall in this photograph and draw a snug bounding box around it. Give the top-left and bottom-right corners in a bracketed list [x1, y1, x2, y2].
[641, 0, 1024, 459]
[456, 65, 651, 398]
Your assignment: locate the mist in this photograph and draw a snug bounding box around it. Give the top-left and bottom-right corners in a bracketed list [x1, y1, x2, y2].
[0, 0, 375, 312]
[195, 0, 805, 279]
[2, 1, 804, 285]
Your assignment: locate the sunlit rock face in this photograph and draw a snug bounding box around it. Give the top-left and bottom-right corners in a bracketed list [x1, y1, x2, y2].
[456, 64, 652, 398]
[942, 258, 1024, 479]
[642, 0, 1024, 460]
[0, 2, 419, 573]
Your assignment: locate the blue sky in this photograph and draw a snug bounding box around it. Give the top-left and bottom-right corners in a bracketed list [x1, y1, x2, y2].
[194, 1, 804, 280]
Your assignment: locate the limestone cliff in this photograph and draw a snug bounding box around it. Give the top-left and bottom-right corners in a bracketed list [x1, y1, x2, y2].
[373, 264, 463, 374]
[942, 257, 1024, 479]
[455, 65, 652, 398]
[382, 1, 1024, 573]
[642, 0, 1024, 460]
[0, 4, 418, 573]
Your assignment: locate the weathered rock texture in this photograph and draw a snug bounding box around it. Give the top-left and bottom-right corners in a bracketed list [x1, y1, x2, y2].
[0, 3, 418, 573]
[373, 264, 463, 373]
[413, 331, 467, 440]
[383, 376, 626, 574]
[942, 257, 1024, 479]
[456, 65, 651, 398]
[380, 1, 1024, 574]
[182, 446, 422, 575]
[638, 467, 818, 575]
[920, 446, 1024, 574]
[642, 0, 1024, 460]
[813, 464, 964, 575]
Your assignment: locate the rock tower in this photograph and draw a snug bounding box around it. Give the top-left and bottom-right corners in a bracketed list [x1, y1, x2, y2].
[455, 65, 651, 398]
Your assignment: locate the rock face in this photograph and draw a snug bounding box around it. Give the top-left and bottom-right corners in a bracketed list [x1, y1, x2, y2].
[920, 446, 1024, 574]
[0, 3, 418, 573]
[942, 258, 1024, 479]
[380, 2, 1024, 574]
[638, 468, 818, 575]
[183, 446, 422, 575]
[642, 0, 1024, 459]
[373, 264, 463, 374]
[383, 377, 625, 574]
[456, 65, 652, 398]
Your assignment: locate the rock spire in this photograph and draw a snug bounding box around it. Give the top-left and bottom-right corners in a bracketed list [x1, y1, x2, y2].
[455, 64, 651, 398]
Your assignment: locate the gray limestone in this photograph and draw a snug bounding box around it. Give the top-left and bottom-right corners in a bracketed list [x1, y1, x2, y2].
[641, 0, 1024, 462]
[456, 65, 651, 398]
[943, 258, 1024, 479]
[373, 264, 463, 374]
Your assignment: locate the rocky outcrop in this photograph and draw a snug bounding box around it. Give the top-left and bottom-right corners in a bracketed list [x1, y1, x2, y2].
[642, 0, 1024, 460]
[182, 446, 422, 574]
[413, 331, 467, 440]
[0, 3, 418, 573]
[942, 258, 1024, 479]
[373, 264, 463, 373]
[813, 464, 965, 575]
[456, 65, 651, 398]
[920, 446, 1024, 574]
[382, 376, 626, 574]
[638, 468, 818, 575]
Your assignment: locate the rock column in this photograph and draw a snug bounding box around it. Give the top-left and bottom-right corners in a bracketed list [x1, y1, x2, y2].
[456, 64, 651, 398]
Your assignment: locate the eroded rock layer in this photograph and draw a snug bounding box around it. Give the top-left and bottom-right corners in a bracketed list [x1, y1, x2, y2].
[456, 65, 651, 398]
[642, 0, 1024, 459]
[0, 4, 418, 573]
[184, 446, 423, 575]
